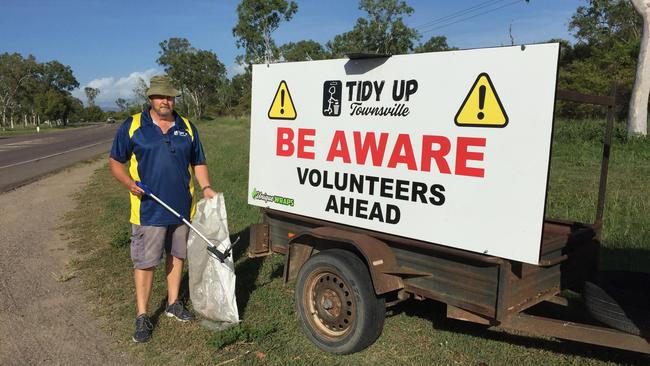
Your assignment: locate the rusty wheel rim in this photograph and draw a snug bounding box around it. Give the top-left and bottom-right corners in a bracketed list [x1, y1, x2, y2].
[304, 270, 355, 339]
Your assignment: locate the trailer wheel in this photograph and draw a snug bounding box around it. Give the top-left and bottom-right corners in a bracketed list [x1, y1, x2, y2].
[295, 249, 385, 354]
[584, 271, 650, 336]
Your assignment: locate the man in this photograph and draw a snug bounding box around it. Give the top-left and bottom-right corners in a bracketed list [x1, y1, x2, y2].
[109, 75, 217, 343]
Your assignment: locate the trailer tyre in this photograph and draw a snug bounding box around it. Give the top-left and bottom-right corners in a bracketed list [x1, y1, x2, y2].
[295, 249, 385, 354]
[583, 271, 650, 336]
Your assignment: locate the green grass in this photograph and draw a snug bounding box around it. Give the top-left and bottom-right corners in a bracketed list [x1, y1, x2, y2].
[66, 117, 650, 365]
[547, 119, 650, 272]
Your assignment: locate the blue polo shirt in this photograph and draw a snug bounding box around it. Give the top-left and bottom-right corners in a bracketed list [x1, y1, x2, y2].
[110, 108, 206, 226]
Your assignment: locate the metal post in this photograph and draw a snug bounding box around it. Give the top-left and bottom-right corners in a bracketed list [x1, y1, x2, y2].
[594, 85, 617, 227]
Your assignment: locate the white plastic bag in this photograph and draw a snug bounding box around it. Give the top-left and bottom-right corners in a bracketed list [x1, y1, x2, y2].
[187, 193, 239, 329]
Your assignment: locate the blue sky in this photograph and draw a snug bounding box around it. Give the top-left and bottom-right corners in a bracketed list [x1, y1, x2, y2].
[1, 0, 584, 108]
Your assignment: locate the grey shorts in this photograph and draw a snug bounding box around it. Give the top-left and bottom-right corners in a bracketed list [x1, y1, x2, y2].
[130, 224, 189, 269]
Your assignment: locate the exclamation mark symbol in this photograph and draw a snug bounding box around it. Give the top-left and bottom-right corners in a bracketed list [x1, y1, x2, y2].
[280, 89, 285, 115]
[477, 85, 486, 120]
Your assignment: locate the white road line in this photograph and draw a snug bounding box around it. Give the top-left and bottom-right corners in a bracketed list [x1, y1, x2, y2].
[7, 141, 40, 146]
[2, 140, 44, 147]
[0, 142, 42, 151]
[0, 138, 113, 170]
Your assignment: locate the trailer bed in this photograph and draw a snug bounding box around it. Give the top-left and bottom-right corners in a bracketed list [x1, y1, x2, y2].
[257, 209, 599, 321]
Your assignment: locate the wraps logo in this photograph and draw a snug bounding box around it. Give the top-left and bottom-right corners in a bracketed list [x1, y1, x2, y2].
[251, 188, 295, 207]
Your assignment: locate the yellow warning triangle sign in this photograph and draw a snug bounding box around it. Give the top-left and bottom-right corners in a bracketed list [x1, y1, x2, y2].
[455, 73, 508, 127]
[268, 80, 296, 120]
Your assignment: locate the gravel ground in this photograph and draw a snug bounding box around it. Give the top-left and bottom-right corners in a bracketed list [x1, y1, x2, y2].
[0, 158, 133, 366]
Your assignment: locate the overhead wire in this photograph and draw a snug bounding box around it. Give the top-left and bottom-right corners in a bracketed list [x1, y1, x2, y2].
[417, 0, 525, 35]
[413, 0, 510, 30]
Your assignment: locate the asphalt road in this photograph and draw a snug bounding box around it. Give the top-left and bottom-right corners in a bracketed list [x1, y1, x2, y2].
[0, 124, 118, 192]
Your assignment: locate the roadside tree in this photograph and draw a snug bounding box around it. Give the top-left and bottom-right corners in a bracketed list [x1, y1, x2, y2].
[562, 0, 642, 125]
[115, 98, 129, 112]
[231, 71, 252, 117]
[36, 61, 79, 125]
[132, 76, 149, 108]
[413, 36, 458, 53]
[232, 0, 298, 66]
[157, 38, 227, 119]
[629, 0, 650, 137]
[0, 53, 38, 128]
[327, 0, 419, 57]
[40, 61, 78, 93]
[0, 53, 81, 127]
[278, 40, 330, 61]
[84, 87, 100, 107]
[34, 89, 72, 123]
[83, 105, 105, 122]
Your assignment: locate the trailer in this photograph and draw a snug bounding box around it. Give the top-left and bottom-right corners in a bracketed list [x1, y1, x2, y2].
[246, 45, 650, 355]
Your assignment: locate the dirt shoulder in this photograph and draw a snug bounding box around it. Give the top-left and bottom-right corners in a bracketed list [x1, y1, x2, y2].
[0, 158, 133, 366]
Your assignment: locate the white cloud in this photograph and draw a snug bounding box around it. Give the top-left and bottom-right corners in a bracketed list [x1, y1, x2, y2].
[73, 68, 161, 109]
[227, 62, 246, 78]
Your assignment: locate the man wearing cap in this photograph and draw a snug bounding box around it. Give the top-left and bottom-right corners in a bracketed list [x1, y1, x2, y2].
[109, 75, 217, 343]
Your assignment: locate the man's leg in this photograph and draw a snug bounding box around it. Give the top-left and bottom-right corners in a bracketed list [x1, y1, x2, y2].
[166, 255, 183, 305]
[163, 224, 194, 321]
[130, 225, 165, 342]
[134, 267, 155, 315]
[131, 225, 165, 313]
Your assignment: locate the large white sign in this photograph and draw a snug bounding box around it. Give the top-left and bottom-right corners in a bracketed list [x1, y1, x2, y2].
[248, 44, 559, 264]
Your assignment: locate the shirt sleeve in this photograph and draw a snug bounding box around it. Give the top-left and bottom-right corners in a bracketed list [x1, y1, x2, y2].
[190, 123, 207, 165]
[109, 117, 133, 163]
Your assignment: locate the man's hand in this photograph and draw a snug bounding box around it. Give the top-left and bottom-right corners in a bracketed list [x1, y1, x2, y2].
[110, 158, 145, 197]
[128, 181, 145, 197]
[202, 187, 217, 199]
[194, 164, 217, 199]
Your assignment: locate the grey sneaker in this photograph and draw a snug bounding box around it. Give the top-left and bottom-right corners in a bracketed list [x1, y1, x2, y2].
[132, 314, 153, 343]
[165, 300, 195, 322]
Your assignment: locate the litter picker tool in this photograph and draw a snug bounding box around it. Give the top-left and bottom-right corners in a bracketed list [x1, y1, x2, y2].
[136, 181, 236, 262]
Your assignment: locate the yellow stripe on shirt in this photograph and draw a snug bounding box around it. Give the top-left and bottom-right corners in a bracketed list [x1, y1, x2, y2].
[180, 116, 194, 141]
[188, 165, 197, 220]
[128, 113, 142, 225]
[180, 115, 197, 219]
